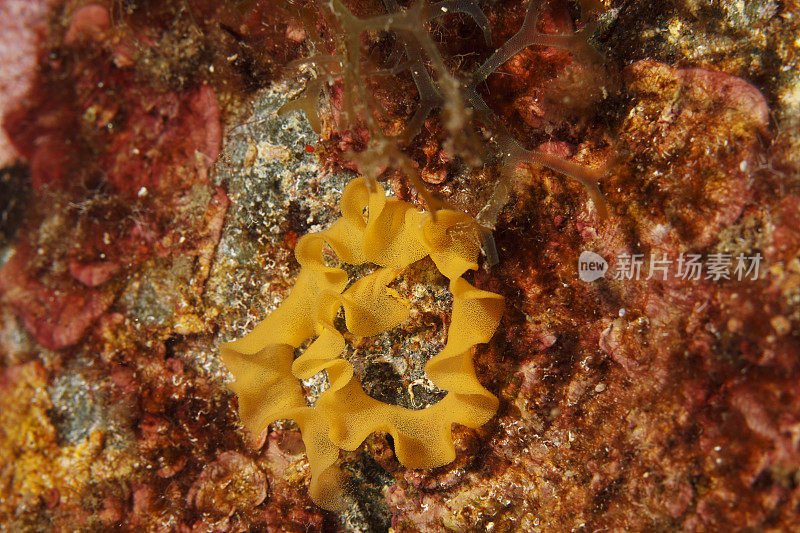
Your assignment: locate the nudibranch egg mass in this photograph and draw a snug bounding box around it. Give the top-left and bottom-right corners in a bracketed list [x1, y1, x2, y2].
[221, 178, 504, 510]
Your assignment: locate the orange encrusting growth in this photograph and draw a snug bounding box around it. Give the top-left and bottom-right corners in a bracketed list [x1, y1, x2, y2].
[221, 178, 504, 510]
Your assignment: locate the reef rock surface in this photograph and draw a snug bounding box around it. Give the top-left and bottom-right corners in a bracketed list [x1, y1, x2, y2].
[0, 0, 798, 531]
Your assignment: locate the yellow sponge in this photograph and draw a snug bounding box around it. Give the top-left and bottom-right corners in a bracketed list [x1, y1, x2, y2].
[221, 178, 504, 510]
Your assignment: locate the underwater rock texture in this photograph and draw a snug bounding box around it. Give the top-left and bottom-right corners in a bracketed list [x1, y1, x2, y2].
[0, 0, 798, 531]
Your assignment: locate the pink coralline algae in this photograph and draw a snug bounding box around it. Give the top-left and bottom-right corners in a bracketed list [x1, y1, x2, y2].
[0, 0, 55, 167]
[68, 259, 121, 288]
[99, 84, 222, 196]
[63, 4, 112, 45]
[0, 244, 115, 350]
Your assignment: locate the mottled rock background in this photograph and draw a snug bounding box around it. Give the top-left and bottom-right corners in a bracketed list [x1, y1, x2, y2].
[0, 0, 798, 531]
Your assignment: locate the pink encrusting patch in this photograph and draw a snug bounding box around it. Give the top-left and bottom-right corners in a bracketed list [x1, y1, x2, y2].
[68, 259, 122, 288]
[0, 245, 115, 350]
[101, 84, 222, 197]
[0, 0, 55, 167]
[190, 85, 224, 163]
[63, 4, 111, 45]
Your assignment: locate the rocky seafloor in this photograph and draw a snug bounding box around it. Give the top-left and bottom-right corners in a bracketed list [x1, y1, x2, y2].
[0, 0, 799, 531]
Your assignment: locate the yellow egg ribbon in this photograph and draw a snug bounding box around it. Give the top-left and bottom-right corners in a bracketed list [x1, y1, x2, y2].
[221, 178, 504, 510]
